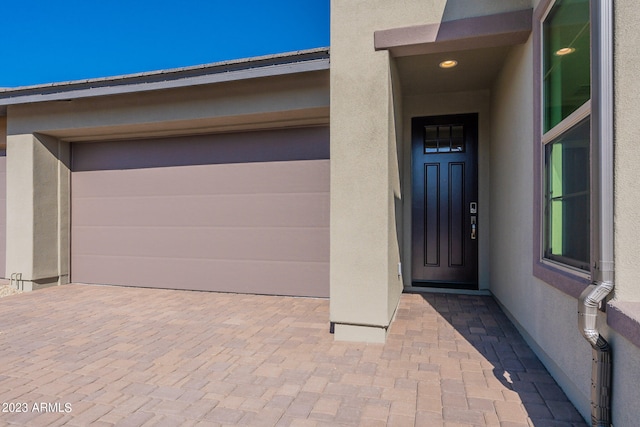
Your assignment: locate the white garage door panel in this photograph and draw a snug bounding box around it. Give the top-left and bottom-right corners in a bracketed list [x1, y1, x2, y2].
[71, 256, 329, 296]
[71, 127, 329, 297]
[72, 187, 329, 228]
[72, 160, 330, 197]
[72, 226, 329, 262]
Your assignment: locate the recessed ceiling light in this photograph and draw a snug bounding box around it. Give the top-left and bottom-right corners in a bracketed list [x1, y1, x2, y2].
[555, 47, 576, 56]
[439, 60, 458, 69]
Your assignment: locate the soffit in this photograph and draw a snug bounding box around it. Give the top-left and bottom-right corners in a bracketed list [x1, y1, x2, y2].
[395, 45, 512, 95]
[378, 8, 531, 95]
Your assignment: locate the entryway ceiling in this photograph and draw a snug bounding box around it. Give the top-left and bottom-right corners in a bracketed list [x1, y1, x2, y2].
[395, 45, 512, 95]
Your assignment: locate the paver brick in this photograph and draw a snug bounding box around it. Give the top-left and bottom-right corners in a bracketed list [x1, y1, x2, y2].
[112, 411, 155, 427]
[546, 400, 587, 422]
[387, 413, 415, 426]
[442, 392, 469, 409]
[442, 407, 485, 424]
[181, 399, 219, 419]
[65, 403, 114, 426]
[361, 402, 389, 420]
[0, 286, 585, 426]
[494, 400, 528, 423]
[359, 418, 388, 427]
[334, 406, 362, 424]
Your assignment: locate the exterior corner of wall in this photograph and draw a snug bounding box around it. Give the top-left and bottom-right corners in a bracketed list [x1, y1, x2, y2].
[31, 134, 64, 280]
[5, 133, 68, 284]
[329, 25, 397, 330]
[388, 56, 406, 322]
[5, 134, 35, 279]
[57, 140, 71, 281]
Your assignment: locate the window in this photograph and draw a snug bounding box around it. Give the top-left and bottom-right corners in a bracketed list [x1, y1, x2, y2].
[541, 0, 591, 271]
[544, 117, 590, 269]
[423, 125, 465, 153]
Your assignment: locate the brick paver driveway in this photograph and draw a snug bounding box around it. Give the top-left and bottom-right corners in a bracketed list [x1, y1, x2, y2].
[0, 285, 585, 426]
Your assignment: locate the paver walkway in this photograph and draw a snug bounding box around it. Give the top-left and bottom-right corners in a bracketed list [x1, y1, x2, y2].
[0, 285, 586, 426]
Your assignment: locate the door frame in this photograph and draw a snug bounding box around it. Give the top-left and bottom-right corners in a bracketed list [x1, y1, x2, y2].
[410, 113, 480, 290]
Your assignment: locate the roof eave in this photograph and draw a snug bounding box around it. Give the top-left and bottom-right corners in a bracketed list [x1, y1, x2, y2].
[0, 47, 330, 114]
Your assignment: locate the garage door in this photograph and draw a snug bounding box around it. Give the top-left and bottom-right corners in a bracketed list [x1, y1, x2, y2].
[71, 127, 329, 297]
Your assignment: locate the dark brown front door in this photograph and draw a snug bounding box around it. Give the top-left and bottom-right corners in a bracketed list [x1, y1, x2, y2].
[412, 114, 478, 289]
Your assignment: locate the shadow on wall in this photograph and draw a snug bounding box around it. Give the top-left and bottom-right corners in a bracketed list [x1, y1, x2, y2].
[440, 0, 532, 22]
[71, 127, 330, 172]
[407, 292, 587, 426]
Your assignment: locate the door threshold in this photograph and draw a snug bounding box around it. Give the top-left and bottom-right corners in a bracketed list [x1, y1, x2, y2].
[404, 286, 492, 296]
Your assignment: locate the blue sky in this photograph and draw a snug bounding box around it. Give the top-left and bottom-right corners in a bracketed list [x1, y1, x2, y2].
[1, 0, 329, 87]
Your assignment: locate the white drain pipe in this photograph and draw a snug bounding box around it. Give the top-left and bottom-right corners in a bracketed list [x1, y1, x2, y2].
[578, 280, 613, 426]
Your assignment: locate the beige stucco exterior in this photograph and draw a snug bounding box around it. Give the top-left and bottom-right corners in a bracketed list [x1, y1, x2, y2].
[7, 72, 329, 142]
[329, 0, 533, 341]
[1, 0, 640, 423]
[330, 0, 640, 423]
[4, 69, 329, 292]
[472, 0, 640, 422]
[614, 0, 640, 303]
[601, 323, 640, 427]
[5, 134, 69, 290]
[605, 1, 640, 423]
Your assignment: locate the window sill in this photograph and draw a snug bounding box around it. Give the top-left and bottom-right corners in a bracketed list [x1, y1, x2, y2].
[533, 258, 591, 299]
[607, 301, 640, 349]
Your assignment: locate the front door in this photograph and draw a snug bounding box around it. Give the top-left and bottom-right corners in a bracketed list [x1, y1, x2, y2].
[411, 114, 478, 289]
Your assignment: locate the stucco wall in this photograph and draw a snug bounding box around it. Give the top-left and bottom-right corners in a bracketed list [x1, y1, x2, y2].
[7, 71, 329, 141]
[489, 43, 535, 323]
[330, 0, 531, 342]
[4, 69, 329, 293]
[388, 60, 404, 319]
[489, 40, 592, 419]
[614, 0, 640, 303]
[607, 0, 640, 422]
[5, 134, 70, 290]
[600, 323, 640, 425]
[490, 2, 640, 423]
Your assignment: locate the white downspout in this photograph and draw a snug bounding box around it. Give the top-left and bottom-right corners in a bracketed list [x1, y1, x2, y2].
[578, 2, 614, 426]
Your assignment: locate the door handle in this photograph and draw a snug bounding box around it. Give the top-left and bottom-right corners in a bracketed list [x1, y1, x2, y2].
[471, 216, 477, 240]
